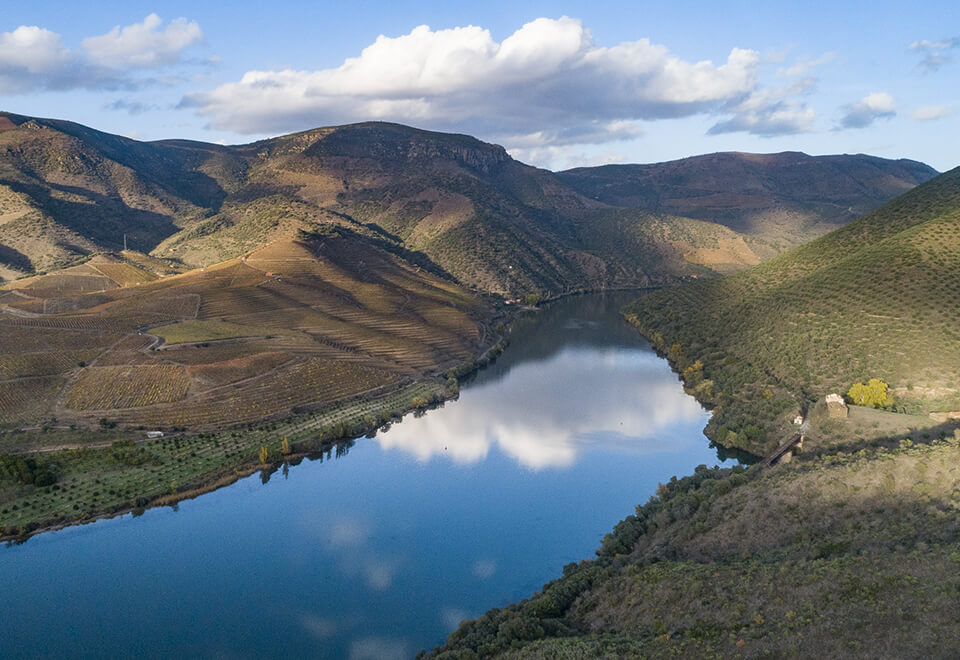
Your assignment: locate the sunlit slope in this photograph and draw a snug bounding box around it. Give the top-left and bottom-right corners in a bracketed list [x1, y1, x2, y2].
[0, 228, 488, 428]
[157, 122, 763, 294]
[3, 114, 931, 297]
[625, 167, 960, 453]
[0, 112, 246, 277]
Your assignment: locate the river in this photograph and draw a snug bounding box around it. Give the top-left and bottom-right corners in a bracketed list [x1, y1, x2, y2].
[0, 292, 735, 659]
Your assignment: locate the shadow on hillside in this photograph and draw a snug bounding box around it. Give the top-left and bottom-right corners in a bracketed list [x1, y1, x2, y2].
[802, 419, 960, 459]
[3, 179, 181, 252]
[0, 244, 33, 272]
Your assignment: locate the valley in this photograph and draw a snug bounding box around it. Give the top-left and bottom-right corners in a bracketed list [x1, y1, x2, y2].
[1, 112, 958, 659]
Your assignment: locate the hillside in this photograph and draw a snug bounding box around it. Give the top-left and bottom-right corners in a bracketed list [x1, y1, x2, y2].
[0, 112, 245, 278]
[0, 113, 935, 295]
[153, 122, 768, 294]
[0, 227, 489, 429]
[560, 152, 937, 252]
[623, 166, 960, 456]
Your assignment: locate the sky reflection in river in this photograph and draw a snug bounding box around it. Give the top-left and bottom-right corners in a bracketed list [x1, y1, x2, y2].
[376, 345, 707, 469]
[0, 293, 731, 659]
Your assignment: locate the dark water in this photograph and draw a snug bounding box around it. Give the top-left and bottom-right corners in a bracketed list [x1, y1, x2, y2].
[0, 293, 733, 659]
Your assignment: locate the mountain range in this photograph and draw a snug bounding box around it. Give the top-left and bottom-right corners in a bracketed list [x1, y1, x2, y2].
[0, 112, 937, 293]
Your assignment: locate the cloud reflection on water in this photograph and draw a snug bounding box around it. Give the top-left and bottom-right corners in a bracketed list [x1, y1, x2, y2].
[376, 346, 708, 470]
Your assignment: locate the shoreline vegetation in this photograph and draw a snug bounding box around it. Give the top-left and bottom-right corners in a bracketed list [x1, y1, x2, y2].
[0, 329, 510, 543]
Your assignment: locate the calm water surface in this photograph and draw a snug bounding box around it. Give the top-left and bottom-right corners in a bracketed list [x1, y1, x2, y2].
[1, 293, 734, 659]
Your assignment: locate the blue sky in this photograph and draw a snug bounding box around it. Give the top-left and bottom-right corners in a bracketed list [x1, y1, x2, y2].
[2, 1, 958, 170]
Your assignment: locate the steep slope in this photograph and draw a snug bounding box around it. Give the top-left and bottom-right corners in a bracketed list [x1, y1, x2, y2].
[624, 166, 960, 455]
[157, 122, 764, 294]
[1, 114, 935, 297]
[0, 111, 246, 276]
[0, 227, 489, 428]
[560, 151, 937, 251]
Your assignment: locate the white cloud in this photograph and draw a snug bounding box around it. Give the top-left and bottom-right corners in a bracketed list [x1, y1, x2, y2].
[0, 26, 70, 74]
[911, 104, 953, 121]
[709, 78, 816, 136]
[0, 25, 85, 93]
[82, 13, 203, 69]
[910, 38, 960, 51]
[300, 615, 338, 640]
[0, 16, 204, 94]
[909, 36, 959, 73]
[837, 92, 896, 129]
[181, 17, 759, 149]
[509, 145, 629, 170]
[442, 608, 469, 632]
[471, 559, 497, 580]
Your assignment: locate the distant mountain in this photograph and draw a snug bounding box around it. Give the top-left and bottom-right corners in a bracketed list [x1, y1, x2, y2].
[559, 152, 937, 251]
[625, 166, 960, 454]
[0, 112, 939, 295]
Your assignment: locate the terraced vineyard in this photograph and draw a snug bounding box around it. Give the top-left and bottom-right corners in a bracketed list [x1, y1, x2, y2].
[65, 366, 191, 410]
[625, 167, 960, 455]
[0, 231, 490, 430]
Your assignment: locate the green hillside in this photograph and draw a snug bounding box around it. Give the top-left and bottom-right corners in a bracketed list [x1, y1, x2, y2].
[624, 167, 960, 455]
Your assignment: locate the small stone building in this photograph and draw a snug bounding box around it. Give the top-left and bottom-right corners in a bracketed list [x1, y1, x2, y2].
[826, 393, 848, 419]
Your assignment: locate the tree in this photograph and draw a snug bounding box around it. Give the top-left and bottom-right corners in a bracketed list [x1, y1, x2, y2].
[682, 360, 704, 387]
[524, 293, 540, 306]
[847, 378, 893, 408]
[280, 437, 291, 455]
[258, 446, 270, 464]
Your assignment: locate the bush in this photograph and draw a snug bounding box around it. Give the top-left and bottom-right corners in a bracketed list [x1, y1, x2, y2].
[847, 379, 893, 408]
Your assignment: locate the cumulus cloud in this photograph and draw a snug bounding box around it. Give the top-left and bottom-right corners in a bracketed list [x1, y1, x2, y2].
[709, 77, 816, 136]
[82, 13, 203, 68]
[181, 17, 759, 148]
[911, 104, 953, 121]
[0, 15, 203, 94]
[909, 36, 959, 72]
[837, 92, 896, 129]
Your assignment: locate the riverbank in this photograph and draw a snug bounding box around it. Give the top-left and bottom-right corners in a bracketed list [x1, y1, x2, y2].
[0, 317, 514, 542]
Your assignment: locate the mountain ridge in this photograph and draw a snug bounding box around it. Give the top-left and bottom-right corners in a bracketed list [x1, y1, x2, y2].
[0, 112, 940, 295]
